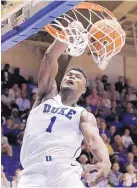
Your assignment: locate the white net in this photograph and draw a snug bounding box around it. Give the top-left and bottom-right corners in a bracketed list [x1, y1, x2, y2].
[46, 3, 126, 70]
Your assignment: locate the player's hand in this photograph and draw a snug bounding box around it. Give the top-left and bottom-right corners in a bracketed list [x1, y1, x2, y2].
[90, 160, 111, 186]
[65, 21, 86, 44]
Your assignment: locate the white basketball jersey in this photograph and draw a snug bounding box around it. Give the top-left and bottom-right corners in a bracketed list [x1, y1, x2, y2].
[20, 95, 84, 168]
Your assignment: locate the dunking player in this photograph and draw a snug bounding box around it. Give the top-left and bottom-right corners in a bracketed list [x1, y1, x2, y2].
[18, 39, 111, 187]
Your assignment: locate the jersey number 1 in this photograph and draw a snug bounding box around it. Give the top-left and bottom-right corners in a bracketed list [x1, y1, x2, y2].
[46, 116, 57, 133]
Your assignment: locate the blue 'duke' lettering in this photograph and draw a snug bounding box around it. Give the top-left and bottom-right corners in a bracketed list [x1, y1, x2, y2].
[43, 104, 76, 120]
[46, 116, 57, 133]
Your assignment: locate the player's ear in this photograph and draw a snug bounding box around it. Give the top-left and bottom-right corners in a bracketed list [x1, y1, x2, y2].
[82, 87, 86, 94]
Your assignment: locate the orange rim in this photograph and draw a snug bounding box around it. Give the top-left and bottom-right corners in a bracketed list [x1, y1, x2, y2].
[45, 24, 66, 39]
[45, 2, 115, 39]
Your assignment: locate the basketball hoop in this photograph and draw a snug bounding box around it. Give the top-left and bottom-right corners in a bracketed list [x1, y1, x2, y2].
[45, 2, 126, 70]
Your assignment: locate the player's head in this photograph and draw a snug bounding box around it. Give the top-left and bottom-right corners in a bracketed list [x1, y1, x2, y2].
[60, 68, 88, 97]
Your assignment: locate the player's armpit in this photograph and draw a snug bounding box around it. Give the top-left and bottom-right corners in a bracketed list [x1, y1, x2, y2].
[37, 40, 67, 99]
[32, 95, 41, 109]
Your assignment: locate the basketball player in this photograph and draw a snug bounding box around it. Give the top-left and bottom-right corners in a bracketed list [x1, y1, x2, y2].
[18, 39, 111, 187]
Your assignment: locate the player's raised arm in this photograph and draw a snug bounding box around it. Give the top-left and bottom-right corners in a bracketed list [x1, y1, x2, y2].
[80, 110, 111, 182]
[37, 40, 67, 98]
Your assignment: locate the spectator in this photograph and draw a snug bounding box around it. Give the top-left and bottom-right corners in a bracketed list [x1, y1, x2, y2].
[112, 135, 125, 152]
[85, 89, 100, 113]
[1, 103, 11, 118]
[20, 83, 28, 95]
[123, 165, 137, 187]
[101, 75, 110, 91]
[111, 116, 123, 130]
[27, 76, 37, 96]
[126, 87, 137, 103]
[101, 133, 114, 156]
[9, 84, 21, 99]
[10, 68, 27, 87]
[132, 146, 137, 163]
[108, 162, 123, 187]
[1, 64, 11, 86]
[11, 108, 21, 124]
[107, 84, 120, 101]
[88, 79, 97, 90]
[16, 92, 30, 113]
[11, 168, 21, 188]
[107, 108, 118, 122]
[89, 75, 102, 89]
[111, 153, 125, 173]
[125, 153, 137, 172]
[32, 87, 38, 95]
[80, 140, 93, 164]
[100, 92, 111, 109]
[122, 107, 137, 127]
[1, 87, 15, 106]
[96, 109, 105, 119]
[122, 129, 134, 149]
[79, 154, 89, 165]
[117, 145, 127, 165]
[111, 101, 117, 110]
[28, 76, 37, 87]
[115, 76, 127, 94]
[109, 125, 117, 144]
[117, 101, 124, 114]
[99, 121, 110, 138]
[2, 117, 21, 145]
[126, 102, 133, 111]
[96, 82, 104, 97]
[129, 124, 137, 146]
[1, 165, 10, 188]
[130, 144, 137, 152]
[111, 94, 117, 102]
[1, 130, 12, 157]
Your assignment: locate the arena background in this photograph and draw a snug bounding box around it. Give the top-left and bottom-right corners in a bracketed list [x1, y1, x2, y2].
[1, 0, 137, 187]
[2, 1, 137, 87]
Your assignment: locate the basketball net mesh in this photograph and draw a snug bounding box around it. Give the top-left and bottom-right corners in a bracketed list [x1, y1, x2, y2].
[46, 5, 126, 70]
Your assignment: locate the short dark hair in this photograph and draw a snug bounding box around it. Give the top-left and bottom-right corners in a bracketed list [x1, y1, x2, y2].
[6, 117, 12, 121]
[67, 68, 88, 87]
[4, 63, 9, 67]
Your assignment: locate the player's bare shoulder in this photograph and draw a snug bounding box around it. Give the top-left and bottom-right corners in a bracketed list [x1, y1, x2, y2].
[32, 80, 58, 109]
[80, 109, 99, 138]
[80, 109, 97, 127]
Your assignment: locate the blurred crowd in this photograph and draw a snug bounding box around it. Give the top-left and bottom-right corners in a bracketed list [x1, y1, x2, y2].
[1, 64, 137, 187]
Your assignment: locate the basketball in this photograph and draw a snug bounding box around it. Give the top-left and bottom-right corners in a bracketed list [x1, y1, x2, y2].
[88, 19, 126, 57]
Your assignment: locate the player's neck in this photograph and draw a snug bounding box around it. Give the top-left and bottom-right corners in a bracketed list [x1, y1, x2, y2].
[59, 91, 78, 106]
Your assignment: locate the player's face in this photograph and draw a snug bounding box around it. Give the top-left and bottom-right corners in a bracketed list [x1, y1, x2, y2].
[61, 70, 86, 95]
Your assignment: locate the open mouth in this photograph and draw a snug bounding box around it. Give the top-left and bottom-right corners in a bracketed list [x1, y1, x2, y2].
[66, 80, 74, 86]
